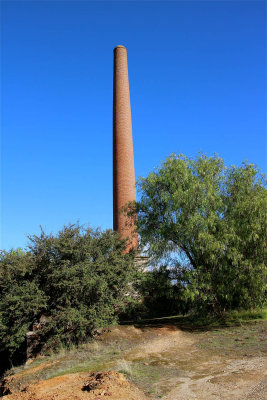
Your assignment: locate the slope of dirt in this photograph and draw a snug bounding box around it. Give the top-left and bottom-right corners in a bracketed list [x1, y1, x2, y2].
[2, 320, 267, 400]
[3, 371, 148, 400]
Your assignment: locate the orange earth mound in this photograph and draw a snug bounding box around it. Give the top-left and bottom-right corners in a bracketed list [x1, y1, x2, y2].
[4, 370, 148, 400]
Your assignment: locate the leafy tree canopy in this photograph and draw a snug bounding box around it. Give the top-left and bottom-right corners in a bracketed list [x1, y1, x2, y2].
[136, 153, 267, 312]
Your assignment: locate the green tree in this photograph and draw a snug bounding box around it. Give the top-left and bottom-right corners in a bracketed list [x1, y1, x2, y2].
[136, 153, 267, 313]
[0, 225, 137, 358]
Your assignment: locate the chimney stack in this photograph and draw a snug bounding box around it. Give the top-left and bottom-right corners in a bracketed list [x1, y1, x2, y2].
[113, 45, 138, 252]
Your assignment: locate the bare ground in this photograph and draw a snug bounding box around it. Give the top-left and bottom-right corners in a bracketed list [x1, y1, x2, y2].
[125, 325, 267, 400]
[2, 320, 267, 400]
[3, 371, 148, 400]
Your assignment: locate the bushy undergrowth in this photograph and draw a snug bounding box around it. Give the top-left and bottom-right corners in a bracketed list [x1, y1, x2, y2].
[136, 267, 189, 317]
[130, 266, 267, 321]
[0, 225, 137, 359]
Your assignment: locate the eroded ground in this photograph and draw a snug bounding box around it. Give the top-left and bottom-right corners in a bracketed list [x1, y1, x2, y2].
[2, 319, 267, 400]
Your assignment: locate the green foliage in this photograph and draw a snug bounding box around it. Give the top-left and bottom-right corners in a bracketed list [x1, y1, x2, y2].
[136, 153, 267, 313]
[0, 250, 46, 354]
[0, 225, 137, 356]
[137, 267, 189, 317]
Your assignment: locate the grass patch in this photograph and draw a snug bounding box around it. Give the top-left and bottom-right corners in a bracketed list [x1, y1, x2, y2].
[115, 359, 174, 398]
[226, 307, 267, 323]
[196, 320, 267, 357]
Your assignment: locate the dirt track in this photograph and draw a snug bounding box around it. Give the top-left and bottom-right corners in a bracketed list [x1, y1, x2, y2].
[2, 321, 267, 400]
[126, 326, 267, 400]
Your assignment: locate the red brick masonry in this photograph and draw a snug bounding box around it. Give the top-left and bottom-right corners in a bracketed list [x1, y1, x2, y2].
[113, 46, 138, 251]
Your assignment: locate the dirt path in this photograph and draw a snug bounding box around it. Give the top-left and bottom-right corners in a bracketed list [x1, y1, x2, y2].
[2, 321, 267, 400]
[123, 324, 267, 400]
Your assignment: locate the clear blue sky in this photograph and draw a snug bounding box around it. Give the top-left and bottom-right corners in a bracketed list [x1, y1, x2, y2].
[1, 1, 266, 250]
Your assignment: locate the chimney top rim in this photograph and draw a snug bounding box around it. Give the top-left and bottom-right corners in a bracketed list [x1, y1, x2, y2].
[114, 45, 127, 50]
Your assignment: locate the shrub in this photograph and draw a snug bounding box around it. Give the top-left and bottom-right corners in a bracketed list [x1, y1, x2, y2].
[0, 225, 137, 358]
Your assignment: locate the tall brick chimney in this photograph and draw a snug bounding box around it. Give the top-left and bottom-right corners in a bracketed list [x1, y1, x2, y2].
[113, 45, 138, 252]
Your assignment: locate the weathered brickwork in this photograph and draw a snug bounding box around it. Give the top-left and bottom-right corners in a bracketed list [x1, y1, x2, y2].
[113, 46, 138, 251]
